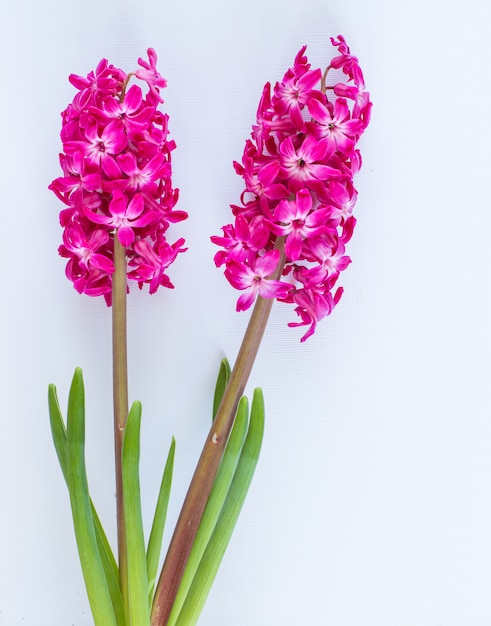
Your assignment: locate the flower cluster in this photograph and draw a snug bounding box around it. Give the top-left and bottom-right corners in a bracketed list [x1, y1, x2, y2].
[49, 49, 187, 304]
[212, 36, 371, 340]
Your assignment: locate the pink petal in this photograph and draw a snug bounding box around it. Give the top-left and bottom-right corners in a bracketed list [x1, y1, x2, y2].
[236, 290, 256, 311]
[124, 84, 143, 112]
[254, 249, 281, 276]
[126, 193, 145, 219]
[109, 190, 127, 217]
[117, 225, 135, 247]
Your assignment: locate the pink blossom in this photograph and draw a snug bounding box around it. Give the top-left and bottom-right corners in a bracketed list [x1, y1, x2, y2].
[99, 84, 154, 137]
[279, 135, 341, 192]
[269, 189, 333, 261]
[212, 36, 371, 340]
[50, 49, 187, 303]
[307, 98, 365, 153]
[211, 214, 270, 267]
[84, 191, 158, 247]
[224, 250, 291, 311]
[60, 223, 113, 274]
[288, 286, 343, 341]
[272, 48, 324, 130]
[64, 120, 127, 178]
[114, 152, 168, 192]
[329, 35, 366, 89]
[128, 237, 186, 294]
[136, 48, 167, 103]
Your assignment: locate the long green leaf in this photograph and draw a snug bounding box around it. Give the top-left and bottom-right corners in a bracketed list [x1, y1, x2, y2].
[91, 505, 126, 626]
[147, 437, 175, 602]
[122, 401, 151, 626]
[65, 368, 118, 626]
[166, 396, 249, 626]
[174, 388, 265, 626]
[212, 358, 231, 420]
[48, 382, 125, 626]
[48, 384, 69, 477]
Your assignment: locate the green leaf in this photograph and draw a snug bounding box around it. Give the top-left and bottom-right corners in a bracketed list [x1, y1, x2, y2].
[65, 368, 119, 626]
[167, 396, 249, 626]
[122, 401, 151, 626]
[174, 388, 265, 626]
[91, 505, 126, 626]
[147, 437, 175, 602]
[49, 382, 126, 626]
[48, 384, 68, 477]
[212, 358, 231, 420]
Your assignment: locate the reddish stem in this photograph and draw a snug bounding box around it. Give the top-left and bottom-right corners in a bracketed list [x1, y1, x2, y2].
[151, 242, 286, 626]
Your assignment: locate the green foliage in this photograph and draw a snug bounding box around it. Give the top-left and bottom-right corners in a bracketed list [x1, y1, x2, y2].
[122, 401, 151, 625]
[213, 358, 231, 419]
[48, 359, 262, 626]
[167, 362, 265, 626]
[64, 369, 119, 626]
[147, 437, 176, 602]
[173, 388, 264, 626]
[167, 396, 249, 625]
[48, 370, 176, 626]
[48, 383, 125, 626]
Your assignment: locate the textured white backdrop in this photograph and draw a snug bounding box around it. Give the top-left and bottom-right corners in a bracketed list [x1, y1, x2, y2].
[1, 0, 491, 625]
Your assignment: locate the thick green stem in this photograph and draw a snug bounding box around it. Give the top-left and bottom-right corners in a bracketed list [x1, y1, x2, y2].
[112, 237, 129, 608]
[151, 243, 286, 626]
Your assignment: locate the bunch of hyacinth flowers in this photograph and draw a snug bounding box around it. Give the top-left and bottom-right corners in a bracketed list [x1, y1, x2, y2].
[48, 38, 371, 626]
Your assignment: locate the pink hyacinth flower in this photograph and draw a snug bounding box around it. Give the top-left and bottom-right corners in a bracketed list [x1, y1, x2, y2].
[225, 250, 291, 311]
[50, 48, 187, 303]
[212, 36, 371, 340]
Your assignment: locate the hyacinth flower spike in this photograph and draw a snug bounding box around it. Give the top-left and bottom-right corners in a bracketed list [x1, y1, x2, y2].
[151, 36, 371, 625]
[48, 49, 186, 626]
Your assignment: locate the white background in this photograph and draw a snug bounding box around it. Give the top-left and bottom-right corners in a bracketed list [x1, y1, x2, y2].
[1, 0, 491, 625]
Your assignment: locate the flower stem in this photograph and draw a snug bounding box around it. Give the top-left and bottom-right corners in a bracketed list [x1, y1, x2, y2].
[112, 237, 129, 609]
[150, 242, 286, 626]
